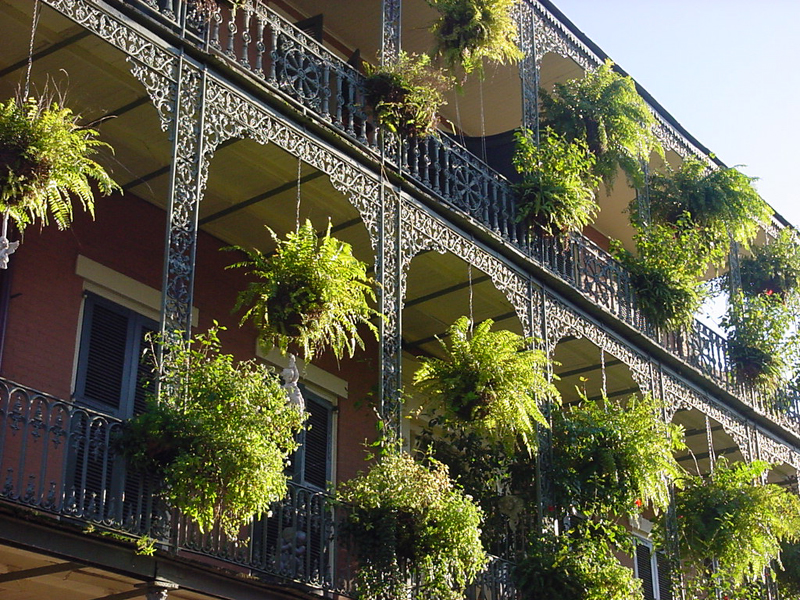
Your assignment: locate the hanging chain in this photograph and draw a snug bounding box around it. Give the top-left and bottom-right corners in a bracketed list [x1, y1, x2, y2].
[24, 0, 42, 99]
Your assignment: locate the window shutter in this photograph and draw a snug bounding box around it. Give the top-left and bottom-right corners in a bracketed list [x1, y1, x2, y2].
[656, 551, 673, 600]
[302, 396, 331, 490]
[132, 324, 157, 416]
[636, 541, 656, 600]
[79, 300, 129, 411]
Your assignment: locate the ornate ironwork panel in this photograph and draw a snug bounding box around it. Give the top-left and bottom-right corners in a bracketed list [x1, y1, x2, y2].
[381, 0, 401, 62]
[401, 198, 533, 338]
[661, 371, 752, 462]
[544, 293, 653, 394]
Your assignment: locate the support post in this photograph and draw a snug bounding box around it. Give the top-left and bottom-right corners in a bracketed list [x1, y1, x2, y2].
[381, 0, 401, 63]
[160, 54, 209, 339]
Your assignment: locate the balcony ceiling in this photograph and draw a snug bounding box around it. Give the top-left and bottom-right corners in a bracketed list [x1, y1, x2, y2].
[0, 543, 208, 600]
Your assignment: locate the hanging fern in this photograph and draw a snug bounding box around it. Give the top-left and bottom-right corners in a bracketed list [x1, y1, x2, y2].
[427, 0, 523, 78]
[413, 316, 558, 454]
[0, 96, 118, 231]
[669, 460, 800, 596]
[513, 127, 601, 235]
[611, 219, 711, 331]
[540, 60, 661, 189]
[228, 219, 379, 360]
[641, 158, 771, 260]
[552, 392, 685, 517]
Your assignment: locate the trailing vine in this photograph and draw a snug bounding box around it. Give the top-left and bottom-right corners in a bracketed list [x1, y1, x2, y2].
[116, 327, 306, 537]
[337, 451, 487, 600]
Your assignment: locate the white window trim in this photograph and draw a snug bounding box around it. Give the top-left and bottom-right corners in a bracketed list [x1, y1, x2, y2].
[75, 255, 199, 326]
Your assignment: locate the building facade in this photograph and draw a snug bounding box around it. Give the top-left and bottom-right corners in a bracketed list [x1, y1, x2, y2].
[0, 1, 798, 599]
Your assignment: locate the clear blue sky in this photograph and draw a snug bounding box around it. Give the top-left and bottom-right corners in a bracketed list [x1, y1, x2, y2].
[550, 0, 800, 229]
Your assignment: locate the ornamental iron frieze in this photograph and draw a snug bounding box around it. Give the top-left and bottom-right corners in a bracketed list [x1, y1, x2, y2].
[201, 78, 382, 247]
[754, 429, 800, 472]
[543, 294, 652, 394]
[529, 0, 599, 70]
[661, 371, 753, 462]
[44, 0, 176, 80]
[400, 198, 536, 338]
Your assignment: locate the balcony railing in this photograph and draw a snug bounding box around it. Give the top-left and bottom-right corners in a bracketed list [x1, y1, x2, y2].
[113, 0, 799, 436]
[0, 377, 517, 599]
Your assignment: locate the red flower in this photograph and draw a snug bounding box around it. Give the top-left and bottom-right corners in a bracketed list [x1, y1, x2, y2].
[765, 289, 774, 296]
[634, 498, 643, 508]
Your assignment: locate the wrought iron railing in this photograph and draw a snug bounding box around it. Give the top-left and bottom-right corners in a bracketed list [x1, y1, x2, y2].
[116, 0, 800, 436]
[0, 377, 518, 599]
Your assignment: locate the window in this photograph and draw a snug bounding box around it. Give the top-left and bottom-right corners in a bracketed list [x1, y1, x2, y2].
[74, 292, 157, 418]
[635, 538, 673, 600]
[70, 293, 159, 522]
[289, 389, 334, 490]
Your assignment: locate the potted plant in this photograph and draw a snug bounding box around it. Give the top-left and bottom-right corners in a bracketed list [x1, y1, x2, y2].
[515, 527, 644, 600]
[228, 219, 379, 360]
[363, 52, 453, 138]
[512, 127, 601, 236]
[722, 291, 797, 390]
[116, 327, 306, 537]
[667, 459, 800, 597]
[413, 316, 558, 454]
[740, 228, 800, 299]
[337, 451, 487, 600]
[552, 392, 684, 517]
[540, 60, 661, 189]
[427, 0, 523, 78]
[611, 220, 710, 331]
[640, 158, 771, 261]
[0, 95, 118, 233]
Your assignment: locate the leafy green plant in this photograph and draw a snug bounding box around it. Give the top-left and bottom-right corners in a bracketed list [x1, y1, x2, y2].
[540, 60, 661, 189]
[364, 52, 453, 138]
[641, 158, 771, 259]
[515, 528, 643, 600]
[427, 0, 523, 78]
[0, 95, 118, 231]
[722, 291, 798, 390]
[611, 220, 711, 330]
[229, 219, 379, 360]
[513, 127, 601, 235]
[740, 228, 800, 299]
[777, 540, 800, 600]
[670, 460, 800, 595]
[337, 451, 487, 600]
[552, 392, 685, 517]
[413, 316, 558, 454]
[116, 327, 305, 537]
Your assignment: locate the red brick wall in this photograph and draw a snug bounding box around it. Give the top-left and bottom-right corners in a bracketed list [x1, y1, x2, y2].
[0, 191, 378, 484]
